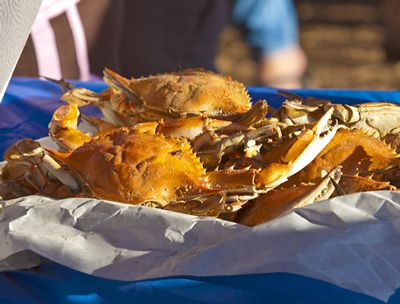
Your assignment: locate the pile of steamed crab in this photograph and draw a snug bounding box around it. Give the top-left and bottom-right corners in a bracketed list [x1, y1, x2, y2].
[1, 68, 400, 226]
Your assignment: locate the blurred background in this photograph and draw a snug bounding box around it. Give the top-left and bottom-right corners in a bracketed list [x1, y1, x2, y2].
[217, 0, 400, 90]
[14, 0, 400, 90]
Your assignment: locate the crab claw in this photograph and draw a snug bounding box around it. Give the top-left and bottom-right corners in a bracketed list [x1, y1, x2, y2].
[49, 104, 92, 151]
[236, 166, 343, 226]
[257, 107, 338, 189]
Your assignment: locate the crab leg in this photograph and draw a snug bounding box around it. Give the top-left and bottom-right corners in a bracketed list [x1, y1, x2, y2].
[236, 166, 342, 226]
[61, 87, 103, 106]
[41, 154, 80, 192]
[197, 125, 277, 169]
[41, 76, 76, 93]
[163, 169, 259, 216]
[80, 114, 117, 132]
[231, 100, 269, 128]
[6, 139, 82, 191]
[102, 68, 145, 108]
[156, 100, 269, 141]
[82, 100, 269, 142]
[206, 168, 259, 212]
[275, 100, 323, 126]
[0, 139, 88, 199]
[155, 117, 232, 141]
[162, 192, 226, 217]
[61, 85, 135, 126]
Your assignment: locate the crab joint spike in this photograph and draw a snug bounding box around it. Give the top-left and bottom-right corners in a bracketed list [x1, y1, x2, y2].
[40, 75, 76, 93]
[329, 175, 346, 196]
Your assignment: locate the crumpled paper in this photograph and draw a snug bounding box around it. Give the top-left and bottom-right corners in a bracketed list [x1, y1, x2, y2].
[1, 191, 400, 302]
[0, 0, 43, 101]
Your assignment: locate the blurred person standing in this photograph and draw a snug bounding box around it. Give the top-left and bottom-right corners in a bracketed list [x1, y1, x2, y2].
[14, 0, 306, 88]
[232, 0, 306, 88]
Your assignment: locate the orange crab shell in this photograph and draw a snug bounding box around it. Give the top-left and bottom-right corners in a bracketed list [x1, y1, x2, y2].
[105, 68, 252, 119]
[291, 128, 400, 184]
[337, 174, 397, 195]
[48, 127, 210, 205]
[237, 167, 342, 226]
[236, 184, 316, 226]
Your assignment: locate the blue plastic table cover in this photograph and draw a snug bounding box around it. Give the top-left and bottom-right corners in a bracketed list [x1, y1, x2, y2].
[1, 78, 400, 304]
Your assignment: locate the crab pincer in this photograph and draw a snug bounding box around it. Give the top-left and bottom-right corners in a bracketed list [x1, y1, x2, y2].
[257, 107, 338, 190]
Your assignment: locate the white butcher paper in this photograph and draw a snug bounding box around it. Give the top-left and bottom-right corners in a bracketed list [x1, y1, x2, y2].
[1, 191, 400, 302]
[0, 0, 43, 101]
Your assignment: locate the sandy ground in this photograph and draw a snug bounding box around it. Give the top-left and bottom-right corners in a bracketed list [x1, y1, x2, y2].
[216, 0, 400, 90]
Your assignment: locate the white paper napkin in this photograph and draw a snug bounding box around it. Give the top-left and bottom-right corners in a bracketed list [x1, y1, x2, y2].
[0, 0, 43, 101]
[2, 191, 400, 302]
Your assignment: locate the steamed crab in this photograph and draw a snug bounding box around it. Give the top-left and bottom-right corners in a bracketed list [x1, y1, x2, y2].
[52, 69, 270, 169]
[61, 68, 253, 126]
[0, 132, 257, 216]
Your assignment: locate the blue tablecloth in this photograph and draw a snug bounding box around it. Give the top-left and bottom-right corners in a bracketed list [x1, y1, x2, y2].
[1, 78, 400, 304]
